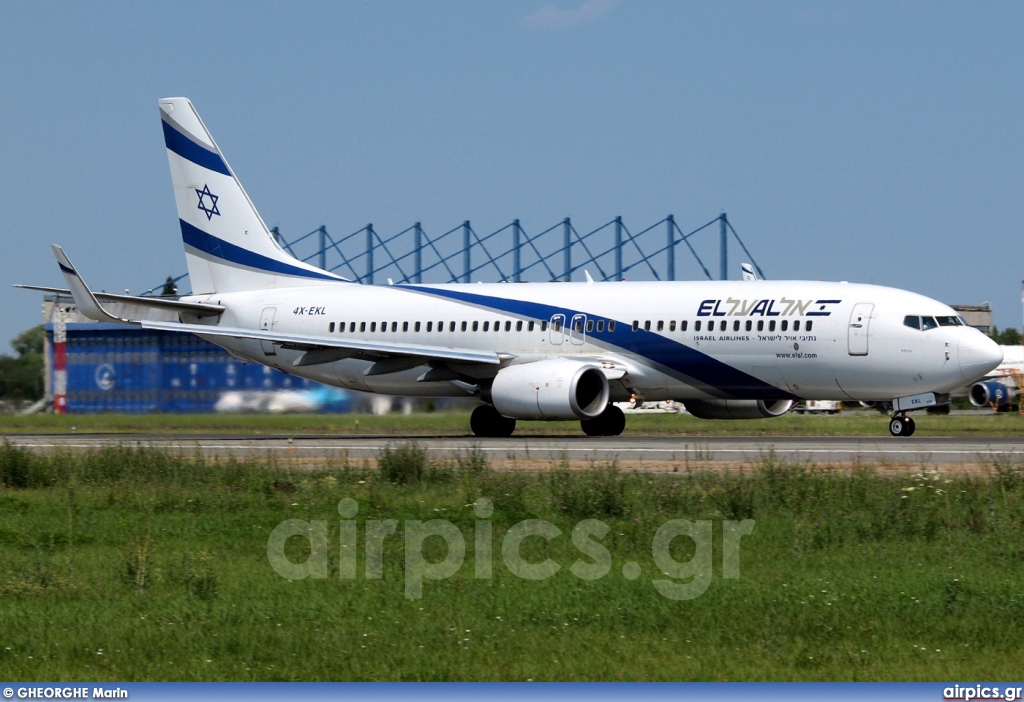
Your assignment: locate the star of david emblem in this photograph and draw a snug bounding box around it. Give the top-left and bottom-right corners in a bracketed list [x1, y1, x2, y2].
[195, 184, 220, 221]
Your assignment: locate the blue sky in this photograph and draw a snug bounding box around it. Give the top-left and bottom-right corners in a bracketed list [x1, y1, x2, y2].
[2, 1, 1022, 350]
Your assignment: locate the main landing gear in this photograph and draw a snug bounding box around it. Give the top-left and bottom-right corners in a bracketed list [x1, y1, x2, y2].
[470, 404, 516, 438]
[888, 414, 916, 437]
[581, 404, 626, 436]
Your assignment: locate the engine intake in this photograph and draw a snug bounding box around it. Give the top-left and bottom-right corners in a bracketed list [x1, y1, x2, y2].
[490, 359, 609, 420]
[969, 379, 1018, 408]
[684, 398, 795, 420]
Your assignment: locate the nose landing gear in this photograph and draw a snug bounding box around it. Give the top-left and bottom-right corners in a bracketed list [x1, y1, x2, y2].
[888, 414, 916, 437]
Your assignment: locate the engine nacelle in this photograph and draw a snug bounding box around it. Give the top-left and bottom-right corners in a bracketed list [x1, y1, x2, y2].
[684, 398, 796, 420]
[969, 379, 1018, 408]
[489, 359, 610, 420]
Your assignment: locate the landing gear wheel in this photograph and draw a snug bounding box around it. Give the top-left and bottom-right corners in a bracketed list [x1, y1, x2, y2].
[889, 416, 915, 437]
[581, 404, 626, 437]
[470, 404, 516, 438]
[888, 416, 905, 437]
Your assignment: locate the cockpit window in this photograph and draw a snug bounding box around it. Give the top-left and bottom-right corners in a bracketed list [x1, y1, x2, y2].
[903, 315, 921, 330]
[920, 316, 938, 331]
[957, 316, 968, 326]
[936, 316, 959, 326]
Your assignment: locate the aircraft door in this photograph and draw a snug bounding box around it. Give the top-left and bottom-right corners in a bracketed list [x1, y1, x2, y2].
[569, 314, 586, 345]
[549, 314, 565, 345]
[260, 307, 277, 355]
[847, 303, 873, 356]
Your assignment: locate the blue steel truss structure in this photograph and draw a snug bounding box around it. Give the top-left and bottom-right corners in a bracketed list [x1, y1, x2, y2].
[149, 213, 764, 294]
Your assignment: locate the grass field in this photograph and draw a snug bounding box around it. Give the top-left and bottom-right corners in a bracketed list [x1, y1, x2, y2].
[1, 408, 1023, 437]
[1, 441, 1023, 681]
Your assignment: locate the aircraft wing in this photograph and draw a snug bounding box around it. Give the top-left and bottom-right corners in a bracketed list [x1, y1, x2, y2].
[140, 319, 503, 367]
[15, 245, 224, 321]
[13, 284, 225, 317]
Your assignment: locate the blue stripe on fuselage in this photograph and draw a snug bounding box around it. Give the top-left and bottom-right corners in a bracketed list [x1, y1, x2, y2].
[179, 220, 344, 281]
[162, 119, 232, 176]
[400, 285, 794, 400]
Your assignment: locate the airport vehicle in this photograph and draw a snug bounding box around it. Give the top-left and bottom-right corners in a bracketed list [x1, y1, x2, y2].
[17, 98, 1002, 437]
[793, 400, 842, 414]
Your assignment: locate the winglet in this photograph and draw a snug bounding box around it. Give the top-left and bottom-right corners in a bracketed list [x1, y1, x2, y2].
[50, 245, 134, 324]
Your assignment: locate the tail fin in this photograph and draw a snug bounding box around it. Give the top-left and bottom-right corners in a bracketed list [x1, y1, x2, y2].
[159, 98, 346, 293]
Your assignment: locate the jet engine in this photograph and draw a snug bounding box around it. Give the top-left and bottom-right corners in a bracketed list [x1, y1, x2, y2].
[683, 398, 796, 420]
[488, 359, 609, 420]
[969, 379, 1018, 409]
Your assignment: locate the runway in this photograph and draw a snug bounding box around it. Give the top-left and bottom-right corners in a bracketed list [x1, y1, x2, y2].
[6, 433, 1024, 471]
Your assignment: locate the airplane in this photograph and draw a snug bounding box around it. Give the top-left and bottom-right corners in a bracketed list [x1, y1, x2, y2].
[964, 344, 1024, 410]
[16, 98, 1003, 438]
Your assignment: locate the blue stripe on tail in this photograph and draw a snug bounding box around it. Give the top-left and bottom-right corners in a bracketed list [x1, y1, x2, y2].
[162, 119, 231, 176]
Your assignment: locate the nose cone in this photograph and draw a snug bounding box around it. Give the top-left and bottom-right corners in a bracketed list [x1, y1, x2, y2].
[959, 332, 1003, 381]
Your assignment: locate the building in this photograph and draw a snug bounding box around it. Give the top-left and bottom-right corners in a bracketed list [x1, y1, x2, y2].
[42, 297, 347, 413]
[951, 304, 993, 333]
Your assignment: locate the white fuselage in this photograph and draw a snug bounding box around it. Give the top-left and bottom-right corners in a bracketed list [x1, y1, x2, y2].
[182, 278, 997, 404]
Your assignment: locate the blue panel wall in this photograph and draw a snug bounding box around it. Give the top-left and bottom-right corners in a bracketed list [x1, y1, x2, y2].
[50, 324, 348, 414]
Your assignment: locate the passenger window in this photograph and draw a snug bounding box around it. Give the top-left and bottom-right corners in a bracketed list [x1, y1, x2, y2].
[608, 321, 616, 332]
[733, 320, 740, 332]
[781, 320, 788, 332]
[644, 321, 651, 331]
[597, 320, 605, 332]
[414, 322, 420, 332]
[553, 321, 562, 332]
[680, 320, 687, 332]
[403, 322, 409, 332]
[360, 322, 366, 332]
[806, 321, 813, 331]
[669, 321, 676, 332]
[329, 322, 335, 333]
[427, 322, 433, 332]
[586, 320, 593, 333]
[657, 320, 664, 332]
[450, 322, 456, 332]
[757, 321, 764, 332]
[473, 321, 479, 332]
[505, 321, 512, 332]
[370, 322, 377, 332]
[769, 320, 776, 332]
[921, 316, 937, 331]
[632, 320, 639, 332]
[461, 321, 467, 332]
[904, 315, 921, 330]
[793, 320, 800, 332]
[574, 320, 582, 332]
[745, 320, 752, 332]
[482, 321, 489, 332]
[516, 321, 523, 331]
[695, 320, 701, 332]
[392, 322, 398, 332]
[539, 321, 546, 332]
